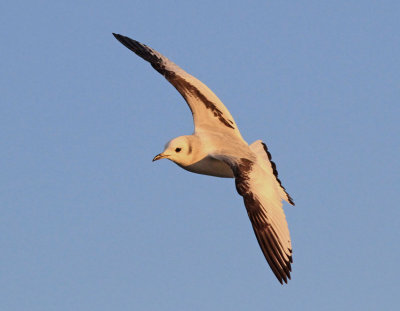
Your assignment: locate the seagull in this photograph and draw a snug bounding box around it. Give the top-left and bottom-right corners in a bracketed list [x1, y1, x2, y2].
[113, 33, 295, 284]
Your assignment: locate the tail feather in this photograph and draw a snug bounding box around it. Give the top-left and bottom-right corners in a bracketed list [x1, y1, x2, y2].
[249, 140, 294, 206]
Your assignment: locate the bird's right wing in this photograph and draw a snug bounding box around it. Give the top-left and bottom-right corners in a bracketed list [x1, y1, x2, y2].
[113, 33, 244, 140]
[215, 155, 293, 284]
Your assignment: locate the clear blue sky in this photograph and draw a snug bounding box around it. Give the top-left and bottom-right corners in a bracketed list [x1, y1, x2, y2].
[1, 1, 399, 310]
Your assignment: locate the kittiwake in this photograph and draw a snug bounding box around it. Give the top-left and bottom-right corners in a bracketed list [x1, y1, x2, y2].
[113, 33, 295, 284]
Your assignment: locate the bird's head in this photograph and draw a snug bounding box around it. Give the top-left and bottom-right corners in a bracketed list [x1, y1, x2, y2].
[153, 136, 195, 167]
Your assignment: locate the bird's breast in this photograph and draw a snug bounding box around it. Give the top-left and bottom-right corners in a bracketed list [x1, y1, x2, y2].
[179, 156, 234, 178]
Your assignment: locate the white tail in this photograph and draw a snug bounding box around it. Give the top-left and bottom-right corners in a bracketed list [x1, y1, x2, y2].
[249, 140, 294, 205]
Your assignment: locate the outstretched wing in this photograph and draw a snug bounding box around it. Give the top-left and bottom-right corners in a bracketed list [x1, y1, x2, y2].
[218, 156, 293, 284]
[113, 33, 244, 140]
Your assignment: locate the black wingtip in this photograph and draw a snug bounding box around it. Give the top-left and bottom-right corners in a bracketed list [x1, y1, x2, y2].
[112, 33, 122, 40]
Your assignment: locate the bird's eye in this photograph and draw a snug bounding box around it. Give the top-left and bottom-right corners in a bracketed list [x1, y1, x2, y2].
[175, 147, 182, 153]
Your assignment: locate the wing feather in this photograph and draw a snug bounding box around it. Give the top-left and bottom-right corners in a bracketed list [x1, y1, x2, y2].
[113, 33, 244, 139]
[221, 157, 293, 284]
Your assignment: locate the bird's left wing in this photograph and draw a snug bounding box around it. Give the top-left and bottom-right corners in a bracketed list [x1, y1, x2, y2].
[113, 33, 244, 140]
[214, 155, 293, 284]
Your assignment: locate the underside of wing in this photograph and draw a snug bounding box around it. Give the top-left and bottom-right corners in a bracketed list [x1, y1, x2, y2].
[113, 33, 244, 140]
[222, 156, 293, 284]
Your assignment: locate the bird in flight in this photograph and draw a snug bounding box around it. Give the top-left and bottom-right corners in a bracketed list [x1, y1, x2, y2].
[113, 33, 295, 284]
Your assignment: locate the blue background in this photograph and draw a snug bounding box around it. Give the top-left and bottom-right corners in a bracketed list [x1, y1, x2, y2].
[1, 1, 399, 310]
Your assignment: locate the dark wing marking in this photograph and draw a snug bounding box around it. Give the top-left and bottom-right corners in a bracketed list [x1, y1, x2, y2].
[113, 33, 243, 138]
